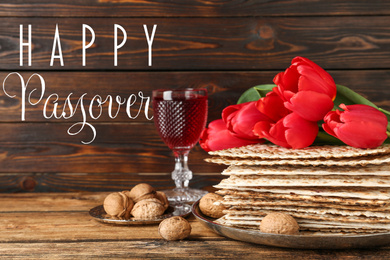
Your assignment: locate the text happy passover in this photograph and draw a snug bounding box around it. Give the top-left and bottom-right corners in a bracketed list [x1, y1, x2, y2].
[2, 24, 158, 144]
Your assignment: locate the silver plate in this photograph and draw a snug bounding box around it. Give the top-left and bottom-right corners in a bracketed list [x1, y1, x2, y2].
[191, 200, 390, 249]
[90, 203, 191, 225]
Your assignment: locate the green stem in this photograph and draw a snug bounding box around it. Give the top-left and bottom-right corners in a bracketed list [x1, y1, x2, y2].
[379, 107, 390, 116]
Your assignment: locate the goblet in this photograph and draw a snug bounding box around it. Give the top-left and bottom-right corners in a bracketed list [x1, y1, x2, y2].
[152, 88, 208, 203]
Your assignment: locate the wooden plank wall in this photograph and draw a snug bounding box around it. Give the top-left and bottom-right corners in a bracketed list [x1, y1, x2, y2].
[0, 1, 389, 192]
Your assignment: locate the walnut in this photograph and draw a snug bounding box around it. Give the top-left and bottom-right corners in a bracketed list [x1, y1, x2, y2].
[121, 190, 132, 199]
[158, 216, 191, 241]
[199, 193, 226, 218]
[155, 191, 169, 210]
[103, 191, 134, 219]
[131, 198, 165, 219]
[260, 212, 299, 235]
[129, 183, 156, 203]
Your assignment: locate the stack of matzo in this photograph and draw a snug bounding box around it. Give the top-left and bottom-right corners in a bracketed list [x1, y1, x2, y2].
[206, 144, 390, 234]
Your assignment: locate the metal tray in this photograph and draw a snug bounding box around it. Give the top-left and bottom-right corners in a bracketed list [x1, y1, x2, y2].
[90, 203, 191, 225]
[191, 200, 390, 249]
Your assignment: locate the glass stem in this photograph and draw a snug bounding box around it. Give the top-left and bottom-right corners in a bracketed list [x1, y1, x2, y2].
[172, 150, 192, 189]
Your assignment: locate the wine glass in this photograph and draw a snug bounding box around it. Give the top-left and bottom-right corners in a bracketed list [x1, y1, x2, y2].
[152, 88, 208, 203]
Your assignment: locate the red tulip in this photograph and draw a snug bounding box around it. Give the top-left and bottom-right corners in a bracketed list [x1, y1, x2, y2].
[253, 92, 319, 149]
[223, 101, 269, 140]
[199, 119, 260, 152]
[253, 113, 319, 149]
[256, 91, 290, 122]
[273, 56, 336, 121]
[322, 104, 388, 148]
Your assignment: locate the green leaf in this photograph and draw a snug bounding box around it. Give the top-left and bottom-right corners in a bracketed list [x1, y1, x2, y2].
[379, 108, 390, 133]
[334, 84, 379, 109]
[237, 87, 261, 104]
[253, 84, 276, 97]
[379, 108, 390, 116]
[313, 131, 345, 146]
[385, 134, 390, 144]
[237, 84, 275, 104]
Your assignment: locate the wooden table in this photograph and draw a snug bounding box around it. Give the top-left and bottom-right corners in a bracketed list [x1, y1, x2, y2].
[0, 192, 389, 259]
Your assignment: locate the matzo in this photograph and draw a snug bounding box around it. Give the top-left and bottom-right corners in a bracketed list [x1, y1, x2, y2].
[225, 211, 390, 224]
[217, 216, 390, 230]
[217, 174, 390, 187]
[209, 143, 390, 159]
[222, 197, 390, 211]
[226, 206, 390, 219]
[219, 220, 390, 235]
[215, 187, 390, 200]
[222, 164, 390, 176]
[206, 154, 390, 166]
[207, 139, 390, 234]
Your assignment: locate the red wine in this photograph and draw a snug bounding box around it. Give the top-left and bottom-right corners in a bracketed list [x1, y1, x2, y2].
[153, 96, 208, 151]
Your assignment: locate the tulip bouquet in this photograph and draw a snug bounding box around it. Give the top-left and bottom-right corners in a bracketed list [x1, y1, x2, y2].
[200, 57, 390, 151]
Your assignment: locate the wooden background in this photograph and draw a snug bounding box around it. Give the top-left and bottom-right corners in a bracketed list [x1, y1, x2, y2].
[0, 1, 389, 192]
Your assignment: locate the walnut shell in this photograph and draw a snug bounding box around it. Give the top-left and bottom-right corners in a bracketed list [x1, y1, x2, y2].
[260, 212, 299, 235]
[129, 183, 156, 203]
[155, 191, 169, 210]
[131, 198, 165, 219]
[158, 216, 191, 241]
[103, 191, 134, 219]
[199, 193, 226, 218]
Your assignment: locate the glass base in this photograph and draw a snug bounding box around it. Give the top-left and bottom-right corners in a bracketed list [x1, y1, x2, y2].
[161, 187, 208, 204]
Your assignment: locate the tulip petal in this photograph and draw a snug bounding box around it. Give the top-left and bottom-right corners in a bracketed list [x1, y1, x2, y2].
[256, 92, 290, 122]
[298, 73, 337, 99]
[274, 68, 300, 94]
[283, 113, 319, 149]
[232, 102, 269, 139]
[281, 66, 300, 93]
[253, 113, 318, 149]
[222, 103, 245, 125]
[253, 121, 271, 139]
[293, 56, 336, 96]
[284, 90, 334, 121]
[322, 113, 340, 138]
[273, 68, 300, 102]
[223, 102, 268, 140]
[254, 120, 290, 148]
[333, 121, 388, 148]
[322, 110, 342, 137]
[273, 71, 284, 86]
[200, 119, 260, 152]
[339, 104, 389, 126]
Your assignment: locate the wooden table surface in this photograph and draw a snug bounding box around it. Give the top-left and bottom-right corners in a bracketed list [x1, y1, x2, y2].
[0, 192, 389, 259]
